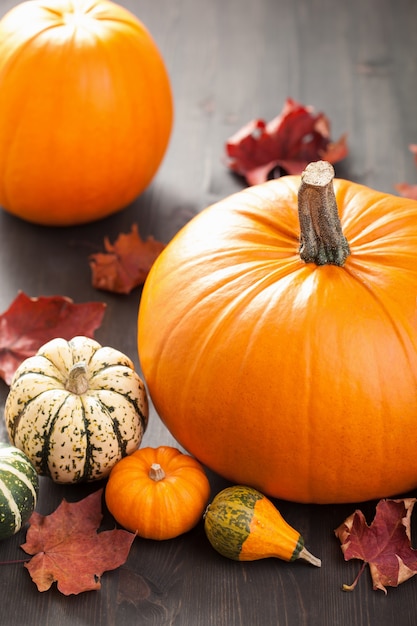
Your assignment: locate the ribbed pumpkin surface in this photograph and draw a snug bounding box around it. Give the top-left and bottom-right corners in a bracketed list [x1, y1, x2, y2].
[138, 176, 417, 503]
[0, 0, 173, 225]
[5, 336, 148, 483]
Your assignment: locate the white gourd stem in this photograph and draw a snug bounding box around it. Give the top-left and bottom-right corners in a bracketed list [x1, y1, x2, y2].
[298, 160, 350, 266]
[66, 362, 89, 395]
[298, 547, 322, 567]
[149, 463, 166, 481]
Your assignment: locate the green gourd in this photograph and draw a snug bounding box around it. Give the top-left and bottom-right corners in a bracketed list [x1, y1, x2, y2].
[0, 443, 39, 540]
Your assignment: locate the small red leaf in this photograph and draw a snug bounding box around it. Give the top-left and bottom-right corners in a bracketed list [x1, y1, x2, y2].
[395, 144, 417, 199]
[0, 292, 106, 385]
[90, 224, 165, 294]
[225, 97, 348, 185]
[21, 489, 135, 595]
[335, 498, 417, 593]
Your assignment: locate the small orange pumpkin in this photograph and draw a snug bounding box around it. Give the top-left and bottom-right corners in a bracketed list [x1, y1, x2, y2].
[0, 0, 173, 226]
[105, 446, 211, 540]
[138, 161, 417, 504]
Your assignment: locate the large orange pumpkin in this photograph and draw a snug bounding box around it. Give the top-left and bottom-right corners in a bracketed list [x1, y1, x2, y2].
[138, 161, 417, 504]
[0, 0, 173, 226]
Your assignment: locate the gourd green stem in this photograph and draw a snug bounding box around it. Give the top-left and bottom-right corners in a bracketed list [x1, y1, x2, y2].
[298, 160, 350, 266]
[66, 362, 89, 395]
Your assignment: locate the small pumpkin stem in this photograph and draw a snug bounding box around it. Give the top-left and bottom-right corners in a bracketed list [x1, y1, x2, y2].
[149, 463, 166, 481]
[66, 361, 89, 395]
[298, 160, 350, 266]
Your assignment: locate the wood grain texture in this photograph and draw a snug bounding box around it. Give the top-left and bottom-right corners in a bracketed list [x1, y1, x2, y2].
[0, 0, 416, 624]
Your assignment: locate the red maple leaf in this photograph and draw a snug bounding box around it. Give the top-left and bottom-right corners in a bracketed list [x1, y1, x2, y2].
[0, 292, 106, 385]
[335, 498, 417, 593]
[89, 224, 165, 295]
[395, 144, 417, 199]
[225, 97, 348, 185]
[21, 489, 135, 595]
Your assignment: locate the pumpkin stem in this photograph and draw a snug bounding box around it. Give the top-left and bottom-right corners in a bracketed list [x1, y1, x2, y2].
[298, 160, 350, 266]
[66, 362, 89, 395]
[149, 463, 166, 481]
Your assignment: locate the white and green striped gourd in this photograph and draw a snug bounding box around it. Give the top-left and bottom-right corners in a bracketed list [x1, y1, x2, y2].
[0, 443, 39, 540]
[4, 336, 149, 484]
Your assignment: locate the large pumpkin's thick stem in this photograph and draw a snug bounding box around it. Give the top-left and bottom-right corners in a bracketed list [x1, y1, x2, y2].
[298, 160, 350, 266]
[66, 362, 89, 395]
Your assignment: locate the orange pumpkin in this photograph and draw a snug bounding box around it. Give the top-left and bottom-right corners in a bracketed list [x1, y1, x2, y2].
[138, 161, 417, 504]
[105, 446, 211, 539]
[0, 0, 173, 226]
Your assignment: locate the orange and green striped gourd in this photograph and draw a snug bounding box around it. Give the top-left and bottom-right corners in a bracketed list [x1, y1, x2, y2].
[204, 485, 321, 566]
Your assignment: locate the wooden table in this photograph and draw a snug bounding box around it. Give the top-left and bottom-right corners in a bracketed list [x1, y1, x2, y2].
[0, 0, 416, 623]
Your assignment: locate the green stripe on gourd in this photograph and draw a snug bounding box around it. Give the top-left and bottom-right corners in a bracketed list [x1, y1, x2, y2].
[0, 443, 39, 540]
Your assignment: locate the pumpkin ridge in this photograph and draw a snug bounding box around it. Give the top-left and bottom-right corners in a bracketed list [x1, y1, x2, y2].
[39, 394, 72, 479]
[342, 263, 417, 360]
[90, 395, 130, 459]
[0, 444, 38, 540]
[0, 461, 38, 502]
[122, 395, 148, 433]
[90, 385, 148, 435]
[153, 258, 304, 393]
[5, 383, 60, 446]
[89, 8, 148, 35]
[10, 368, 65, 388]
[0, 477, 22, 532]
[87, 360, 135, 376]
[0, 459, 38, 536]
[77, 396, 96, 482]
[60, 16, 171, 195]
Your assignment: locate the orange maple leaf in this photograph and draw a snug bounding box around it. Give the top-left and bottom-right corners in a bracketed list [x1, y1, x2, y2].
[90, 224, 165, 294]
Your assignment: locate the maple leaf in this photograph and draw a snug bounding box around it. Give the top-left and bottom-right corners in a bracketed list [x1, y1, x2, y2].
[335, 498, 417, 593]
[225, 97, 348, 185]
[89, 224, 165, 295]
[0, 292, 106, 385]
[395, 144, 417, 199]
[21, 489, 135, 595]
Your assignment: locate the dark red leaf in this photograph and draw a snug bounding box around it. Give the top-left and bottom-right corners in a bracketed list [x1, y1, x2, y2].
[90, 224, 165, 294]
[0, 292, 106, 385]
[335, 498, 417, 593]
[21, 489, 135, 595]
[225, 97, 348, 185]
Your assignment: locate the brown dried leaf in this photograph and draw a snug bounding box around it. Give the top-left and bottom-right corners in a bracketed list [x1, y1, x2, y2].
[90, 224, 165, 294]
